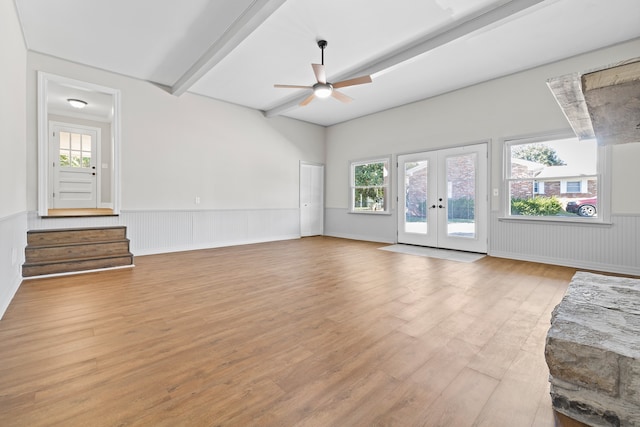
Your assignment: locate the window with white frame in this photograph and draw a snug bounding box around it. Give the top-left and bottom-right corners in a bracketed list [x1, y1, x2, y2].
[505, 136, 603, 219]
[561, 179, 587, 194]
[350, 157, 390, 213]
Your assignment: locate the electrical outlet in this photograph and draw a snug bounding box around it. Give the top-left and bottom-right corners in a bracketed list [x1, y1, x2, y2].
[195, 196, 201, 204]
[493, 188, 499, 197]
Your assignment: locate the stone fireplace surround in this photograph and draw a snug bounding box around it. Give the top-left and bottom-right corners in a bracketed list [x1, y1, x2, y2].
[545, 271, 640, 426]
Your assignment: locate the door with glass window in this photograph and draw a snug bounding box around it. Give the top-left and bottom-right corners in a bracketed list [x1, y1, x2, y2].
[50, 124, 99, 208]
[397, 144, 487, 253]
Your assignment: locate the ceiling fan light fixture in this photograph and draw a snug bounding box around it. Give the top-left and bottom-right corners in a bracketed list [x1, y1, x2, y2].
[67, 98, 87, 109]
[313, 83, 333, 98]
[274, 39, 371, 107]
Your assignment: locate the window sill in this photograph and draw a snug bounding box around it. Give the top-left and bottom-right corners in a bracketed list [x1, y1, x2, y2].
[498, 216, 613, 227]
[349, 210, 392, 216]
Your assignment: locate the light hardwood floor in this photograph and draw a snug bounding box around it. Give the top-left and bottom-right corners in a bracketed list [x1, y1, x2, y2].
[0, 237, 585, 426]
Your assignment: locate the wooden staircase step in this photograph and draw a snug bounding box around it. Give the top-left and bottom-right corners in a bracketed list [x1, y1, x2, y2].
[25, 240, 131, 263]
[27, 226, 127, 246]
[22, 254, 134, 277]
[23, 226, 134, 277]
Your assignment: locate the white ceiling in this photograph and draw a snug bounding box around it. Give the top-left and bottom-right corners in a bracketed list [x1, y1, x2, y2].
[47, 80, 113, 122]
[15, 0, 640, 126]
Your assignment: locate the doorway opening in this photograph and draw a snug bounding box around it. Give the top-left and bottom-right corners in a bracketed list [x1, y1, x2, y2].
[38, 72, 121, 218]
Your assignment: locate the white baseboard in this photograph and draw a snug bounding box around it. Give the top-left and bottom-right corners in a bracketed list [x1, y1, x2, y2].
[323, 231, 394, 245]
[133, 234, 300, 256]
[489, 250, 640, 276]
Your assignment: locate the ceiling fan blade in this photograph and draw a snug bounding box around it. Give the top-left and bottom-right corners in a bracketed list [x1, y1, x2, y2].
[299, 93, 316, 106]
[274, 84, 313, 89]
[312, 63, 326, 84]
[331, 90, 353, 104]
[333, 75, 372, 89]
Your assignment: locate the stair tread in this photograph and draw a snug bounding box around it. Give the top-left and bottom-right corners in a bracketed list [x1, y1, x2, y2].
[27, 228, 127, 245]
[26, 238, 130, 250]
[23, 252, 133, 267]
[27, 226, 126, 234]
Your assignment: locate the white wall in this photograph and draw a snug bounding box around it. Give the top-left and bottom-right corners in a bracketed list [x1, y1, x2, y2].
[0, 1, 28, 318]
[325, 38, 640, 274]
[26, 53, 325, 254]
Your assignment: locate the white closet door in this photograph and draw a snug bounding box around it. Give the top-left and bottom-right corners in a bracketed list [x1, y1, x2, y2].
[300, 163, 324, 236]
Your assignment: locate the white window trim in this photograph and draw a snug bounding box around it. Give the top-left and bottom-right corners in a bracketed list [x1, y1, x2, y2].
[502, 133, 611, 223]
[349, 156, 391, 215]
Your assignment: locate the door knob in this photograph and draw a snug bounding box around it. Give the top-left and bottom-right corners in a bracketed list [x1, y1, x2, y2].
[438, 205, 444, 208]
[430, 204, 436, 209]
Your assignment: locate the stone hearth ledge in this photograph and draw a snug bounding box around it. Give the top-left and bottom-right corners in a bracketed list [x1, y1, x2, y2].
[545, 271, 640, 427]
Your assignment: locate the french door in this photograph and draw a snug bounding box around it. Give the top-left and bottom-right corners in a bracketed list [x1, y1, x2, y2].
[397, 143, 487, 253]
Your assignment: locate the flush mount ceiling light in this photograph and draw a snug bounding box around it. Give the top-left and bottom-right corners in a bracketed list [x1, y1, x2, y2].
[274, 40, 372, 106]
[313, 82, 333, 98]
[67, 98, 87, 109]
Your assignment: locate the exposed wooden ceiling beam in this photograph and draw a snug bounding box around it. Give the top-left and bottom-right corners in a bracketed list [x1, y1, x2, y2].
[264, 0, 546, 119]
[547, 57, 640, 145]
[171, 0, 287, 97]
[546, 73, 596, 141]
[582, 59, 640, 145]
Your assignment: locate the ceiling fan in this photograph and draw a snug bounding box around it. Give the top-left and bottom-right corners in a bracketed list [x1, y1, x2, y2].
[274, 40, 373, 106]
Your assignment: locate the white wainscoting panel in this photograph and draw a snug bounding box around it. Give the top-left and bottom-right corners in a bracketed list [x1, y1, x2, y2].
[0, 211, 27, 319]
[27, 209, 300, 257]
[324, 207, 397, 243]
[490, 212, 640, 275]
[120, 209, 300, 255]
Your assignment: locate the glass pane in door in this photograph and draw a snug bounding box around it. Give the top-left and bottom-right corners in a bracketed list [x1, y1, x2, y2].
[404, 160, 428, 234]
[446, 153, 476, 238]
[81, 134, 92, 167]
[59, 131, 70, 166]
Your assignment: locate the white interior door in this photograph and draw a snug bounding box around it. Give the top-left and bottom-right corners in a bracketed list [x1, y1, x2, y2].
[300, 163, 324, 236]
[50, 124, 99, 208]
[398, 143, 487, 253]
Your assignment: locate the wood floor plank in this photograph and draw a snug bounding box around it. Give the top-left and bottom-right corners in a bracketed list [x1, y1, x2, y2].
[416, 367, 500, 427]
[466, 309, 541, 380]
[0, 236, 582, 426]
[473, 349, 551, 426]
